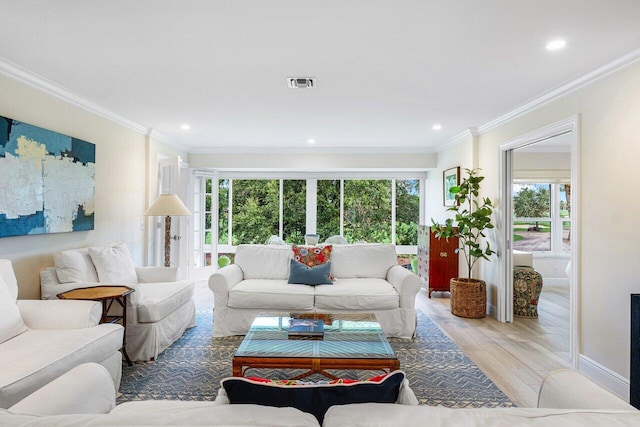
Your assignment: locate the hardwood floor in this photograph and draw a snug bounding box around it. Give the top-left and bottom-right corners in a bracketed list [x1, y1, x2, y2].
[417, 285, 571, 407]
[194, 280, 570, 407]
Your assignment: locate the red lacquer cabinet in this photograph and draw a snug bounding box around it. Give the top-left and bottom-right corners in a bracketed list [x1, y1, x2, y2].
[417, 225, 459, 297]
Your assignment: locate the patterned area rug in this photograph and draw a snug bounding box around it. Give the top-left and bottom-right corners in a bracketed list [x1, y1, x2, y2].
[118, 311, 513, 408]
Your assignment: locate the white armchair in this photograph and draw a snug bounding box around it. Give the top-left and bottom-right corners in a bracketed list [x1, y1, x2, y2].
[0, 259, 123, 409]
[39, 242, 196, 361]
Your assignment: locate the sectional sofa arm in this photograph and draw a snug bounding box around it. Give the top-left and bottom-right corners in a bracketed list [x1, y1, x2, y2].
[537, 369, 636, 410]
[209, 264, 244, 307]
[8, 363, 116, 416]
[135, 266, 179, 283]
[386, 265, 422, 308]
[17, 300, 103, 329]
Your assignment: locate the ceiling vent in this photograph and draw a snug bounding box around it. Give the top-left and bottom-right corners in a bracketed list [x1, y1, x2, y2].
[287, 77, 315, 89]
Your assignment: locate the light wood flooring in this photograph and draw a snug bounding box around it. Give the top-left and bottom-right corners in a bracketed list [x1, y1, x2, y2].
[417, 285, 571, 407]
[193, 280, 570, 407]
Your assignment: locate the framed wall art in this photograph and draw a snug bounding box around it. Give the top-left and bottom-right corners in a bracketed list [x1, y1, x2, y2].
[0, 116, 95, 238]
[443, 166, 460, 207]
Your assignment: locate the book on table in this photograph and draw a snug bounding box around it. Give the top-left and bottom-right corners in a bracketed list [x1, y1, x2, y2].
[288, 318, 324, 338]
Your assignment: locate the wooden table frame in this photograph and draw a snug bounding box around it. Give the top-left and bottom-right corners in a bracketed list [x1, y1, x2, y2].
[232, 355, 400, 380]
[57, 285, 134, 366]
[232, 313, 400, 380]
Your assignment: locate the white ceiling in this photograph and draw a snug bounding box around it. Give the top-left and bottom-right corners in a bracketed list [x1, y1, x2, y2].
[1, 1, 640, 153]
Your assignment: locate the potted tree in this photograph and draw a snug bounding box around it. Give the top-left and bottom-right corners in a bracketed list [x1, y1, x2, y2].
[431, 168, 495, 318]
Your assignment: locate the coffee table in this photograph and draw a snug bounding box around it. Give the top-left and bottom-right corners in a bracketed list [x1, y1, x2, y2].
[232, 313, 399, 380]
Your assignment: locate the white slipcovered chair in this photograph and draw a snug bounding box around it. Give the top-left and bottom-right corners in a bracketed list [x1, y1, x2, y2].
[324, 235, 348, 244]
[39, 242, 196, 361]
[0, 259, 123, 409]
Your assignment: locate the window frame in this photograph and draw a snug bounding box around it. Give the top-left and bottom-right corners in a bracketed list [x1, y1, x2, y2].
[210, 171, 426, 258]
[512, 181, 570, 256]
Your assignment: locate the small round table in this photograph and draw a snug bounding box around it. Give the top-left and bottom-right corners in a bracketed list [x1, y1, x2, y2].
[57, 285, 135, 365]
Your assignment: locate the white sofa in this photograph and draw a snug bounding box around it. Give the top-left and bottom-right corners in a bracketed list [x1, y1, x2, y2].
[1, 364, 638, 426]
[0, 260, 123, 409]
[209, 244, 422, 338]
[39, 242, 196, 361]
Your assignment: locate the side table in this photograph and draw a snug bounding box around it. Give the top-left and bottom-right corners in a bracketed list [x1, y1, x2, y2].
[57, 285, 135, 366]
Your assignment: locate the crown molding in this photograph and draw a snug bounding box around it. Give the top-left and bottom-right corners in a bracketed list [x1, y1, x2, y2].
[477, 47, 640, 134]
[0, 56, 153, 137]
[438, 128, 475, 153]
[146, 128, 172, 144]
[186, 145, 438, 155]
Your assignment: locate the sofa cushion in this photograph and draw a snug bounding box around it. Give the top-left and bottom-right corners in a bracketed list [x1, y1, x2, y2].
[314, 278, 399, 310]
[54, 248, 100, 283]
[228, 279, 315, 310]
[110, 402, 321, 426]
[221, 370, 405, 424]
[0, 324, 123, 408]
[135, 281, 195, 323]
[235, 245, 292, 280]
[331, 244, 397, 279]
[89, 243, 137, 285]
[0, 275, 26, 344]
[288, 260, 332, 286]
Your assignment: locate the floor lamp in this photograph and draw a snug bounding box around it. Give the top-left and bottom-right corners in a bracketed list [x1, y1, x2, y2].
[145, 194, 192, 267]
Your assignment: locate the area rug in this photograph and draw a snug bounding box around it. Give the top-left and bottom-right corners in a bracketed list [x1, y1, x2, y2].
[118, 311, 513, 408]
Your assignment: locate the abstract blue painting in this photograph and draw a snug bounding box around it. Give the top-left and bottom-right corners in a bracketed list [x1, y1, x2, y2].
[0, 116, 95, 238]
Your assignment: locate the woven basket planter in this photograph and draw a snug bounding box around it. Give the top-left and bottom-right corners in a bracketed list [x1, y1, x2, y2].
[450, 278, 487, 318]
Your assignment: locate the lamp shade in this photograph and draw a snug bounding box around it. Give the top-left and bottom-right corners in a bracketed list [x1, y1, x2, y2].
[145, 194, 192, 216]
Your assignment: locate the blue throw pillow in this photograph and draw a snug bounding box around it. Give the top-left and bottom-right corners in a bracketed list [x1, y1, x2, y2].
[288, 259, 332, 285]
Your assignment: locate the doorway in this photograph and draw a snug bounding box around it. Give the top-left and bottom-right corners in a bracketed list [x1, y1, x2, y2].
[498, 116, 579, 368]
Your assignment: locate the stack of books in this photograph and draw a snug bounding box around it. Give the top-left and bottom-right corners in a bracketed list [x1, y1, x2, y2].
[288, 318, 324, 339]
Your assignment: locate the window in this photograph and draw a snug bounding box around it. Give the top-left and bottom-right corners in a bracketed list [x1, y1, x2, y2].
[202, 176, 425, 263]
[317, 180, 341, 240]
[513, 182, 570, 254]
[395, 179, 419, 246]
[231, 180, 279, 245]
[283, 180, 306, 244]
[343, 180, 392, 243]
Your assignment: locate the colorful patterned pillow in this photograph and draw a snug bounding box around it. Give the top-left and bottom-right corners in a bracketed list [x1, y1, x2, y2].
[292, 245, 333, 281]
[220, 371, 405, 424]
[292, 244, 332, 267]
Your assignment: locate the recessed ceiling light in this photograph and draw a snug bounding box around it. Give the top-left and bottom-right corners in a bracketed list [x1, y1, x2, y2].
[307, 139, 316, 144]
[432, 124, 442, 130]
[546, 39, 566, 51]
[180, 124, 191, 130]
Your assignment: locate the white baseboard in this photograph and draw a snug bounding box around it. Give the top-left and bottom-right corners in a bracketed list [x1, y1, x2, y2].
[578, 354, 630, 401]
[489, 304, 498, 318]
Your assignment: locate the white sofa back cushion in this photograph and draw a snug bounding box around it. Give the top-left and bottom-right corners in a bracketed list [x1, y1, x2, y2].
[235, 245, 292, 280]
[54, 248, 100, 283]
[0, 263, 26, 344]
[88, 243, 138, 285]
[331, 244, 397, 279]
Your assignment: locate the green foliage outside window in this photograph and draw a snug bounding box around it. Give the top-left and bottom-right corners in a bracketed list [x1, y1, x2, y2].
[231, 180, 279, 244]
[395, 179, 419, 245]
[283, 180, 306, 244]
[216, 178, 420, 246]
[344, 180, 392, 243]
[317, 180, 341, 240]
[513, 184, 550, 231]
[218, 179, 229, 244]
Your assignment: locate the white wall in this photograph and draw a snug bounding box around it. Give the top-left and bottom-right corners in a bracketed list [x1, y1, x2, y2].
[188, 152, 437, 170]
[0, 74, 184, 299]
[425, 135, 475, 278]
[473, 61, 640, 384]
